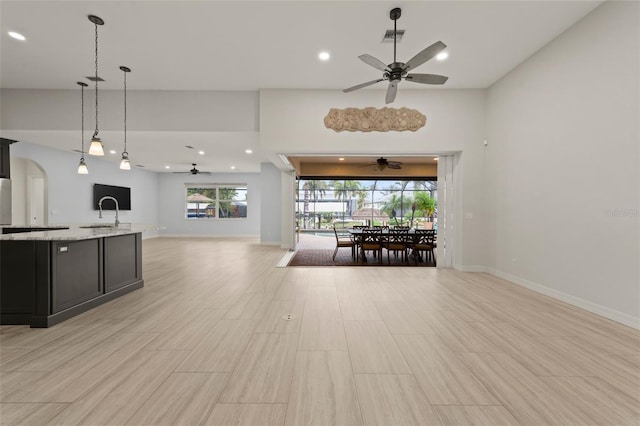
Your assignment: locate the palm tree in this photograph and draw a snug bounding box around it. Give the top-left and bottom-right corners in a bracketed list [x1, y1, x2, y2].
[333, 180, 361, 216]
[414, 191, 436, 222]
[380, 194, 404, 224]
[303, 180, 329, 229]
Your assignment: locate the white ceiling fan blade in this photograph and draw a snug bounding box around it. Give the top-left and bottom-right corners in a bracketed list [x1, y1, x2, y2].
[343, 78, 384, 93]
[405, 73, 449, 85]
[358, 54, 390, 72]
[385, 81, 398, 104]
[403, 41, 447, 71]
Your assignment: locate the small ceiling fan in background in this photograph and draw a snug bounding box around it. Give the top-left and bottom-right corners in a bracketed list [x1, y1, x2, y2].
[173, 163, 211, 175]
[344, 7, 449, 104]
[361, 157, 403, 171]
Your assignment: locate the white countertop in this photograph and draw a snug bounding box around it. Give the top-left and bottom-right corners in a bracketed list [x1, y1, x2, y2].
[0, 224, 157, 241]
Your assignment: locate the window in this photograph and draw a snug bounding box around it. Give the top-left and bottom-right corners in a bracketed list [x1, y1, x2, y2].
[295, 178, 436, 230]
[185, 185, 247, 219]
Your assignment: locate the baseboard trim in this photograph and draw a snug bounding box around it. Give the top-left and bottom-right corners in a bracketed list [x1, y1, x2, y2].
[454, 264, 487, 273]
[485, 267, 639, 330]
[276, 250, 296, 268]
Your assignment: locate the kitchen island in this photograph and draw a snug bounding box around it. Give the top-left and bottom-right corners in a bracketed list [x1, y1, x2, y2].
[0, 224, 147, 327]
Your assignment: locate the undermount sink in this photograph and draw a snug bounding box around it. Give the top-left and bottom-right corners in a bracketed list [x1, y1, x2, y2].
[79, 224, 116, 229]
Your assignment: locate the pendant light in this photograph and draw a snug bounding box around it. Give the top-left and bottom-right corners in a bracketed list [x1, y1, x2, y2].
[77, 81, 89, 174]
[119, 66, 131, 170]
[88, 15, 105, 156]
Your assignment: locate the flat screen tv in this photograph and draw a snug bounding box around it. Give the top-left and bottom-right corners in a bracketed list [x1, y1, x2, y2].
[93, 184, 131, 210]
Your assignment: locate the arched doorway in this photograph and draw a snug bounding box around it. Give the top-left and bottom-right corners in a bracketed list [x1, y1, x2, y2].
[10, 157, 48, 226]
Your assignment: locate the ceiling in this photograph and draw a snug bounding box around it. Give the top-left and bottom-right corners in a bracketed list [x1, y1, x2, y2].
[1, 1, 603, 173]
[288, 155, 438, 178]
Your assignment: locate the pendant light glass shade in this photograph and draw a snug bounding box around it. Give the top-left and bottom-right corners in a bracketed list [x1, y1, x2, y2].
[77, 81, 89, 174]
[89, 135, 104, 156]
[77, 157, 89, 174]
[120, 152, 131, 170]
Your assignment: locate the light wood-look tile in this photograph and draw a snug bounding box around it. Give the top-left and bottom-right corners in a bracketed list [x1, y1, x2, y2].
[540, 376, 639, 426]
[125, 372, 229, 425]
[205, 403, 287, 426]
[2, 332, 158, 403]
[145, 308, 226, 350]
[0, 372, 47, 402]
[0, 324, 81, 350]
[256, 297, 306, 334]
[298, 286, 347, 351]
[1, 238, 638, 426]
[354, 374, 442, 426]
[419, 310, 500, 353]
[344, 320, 410, 374]
[176, 319, 257, 372]
[435, 405, 520, 426]
[219, 333, 298, 403]
[394, 334, 498, 405]
[0, 349, 30, 368]
[460, 352, 598, 425]
[51, 349, 187, 425]
[374, 300, 436, 335]
[285, 351, 362, 426]
[0, 402, 69, 425]
[1, 320, 133, 373]
[224, 291, 275, 320]
[336, 280, 382, 321]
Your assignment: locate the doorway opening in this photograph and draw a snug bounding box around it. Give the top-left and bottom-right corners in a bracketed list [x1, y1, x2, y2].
[10, 157, 48, 226]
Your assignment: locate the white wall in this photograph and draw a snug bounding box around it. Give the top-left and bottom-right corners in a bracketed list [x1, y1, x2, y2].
[260, 88, 487, 268]
[157, 171, 261, 237]
[485, 1, 639, 326]
[10, 142, 159, 231]
[260, 162, 281, 244]
[1, 89, 258, 132]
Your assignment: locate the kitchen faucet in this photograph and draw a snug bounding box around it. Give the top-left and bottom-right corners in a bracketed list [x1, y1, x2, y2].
[98, 196, 120, 226]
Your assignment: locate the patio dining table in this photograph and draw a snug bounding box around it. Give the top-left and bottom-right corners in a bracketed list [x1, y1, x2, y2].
[347, 228, 436, 264]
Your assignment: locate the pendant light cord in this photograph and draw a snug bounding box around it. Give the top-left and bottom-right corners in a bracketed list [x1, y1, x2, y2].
[81, 84, 85, 156]
[93, 21, 99, 138]
[123, 69, 127, 153]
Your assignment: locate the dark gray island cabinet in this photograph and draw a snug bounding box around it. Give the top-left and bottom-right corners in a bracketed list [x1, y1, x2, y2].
[1, 229, 143, 327]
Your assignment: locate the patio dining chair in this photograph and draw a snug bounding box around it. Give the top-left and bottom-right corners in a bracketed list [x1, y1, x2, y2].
[332, 226, 357, 261]
[360, 228, 383, 263]
[412, 229, 436, 266]
[383, 229, 411, 264]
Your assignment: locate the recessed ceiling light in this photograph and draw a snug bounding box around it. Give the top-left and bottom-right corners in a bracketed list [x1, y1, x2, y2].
[198, 150, 205, 155]
[8, 31, 26, 41]
[434, 157, 439, 161]
[109, 150, 117, 155]
[245, 149, 253, 154]
[436, 51, 448, 61]
[318, 51, 330, 61]
[165, 165, 170, 169]
[338, 157, 345, 161]
[230, 166, 236, 170]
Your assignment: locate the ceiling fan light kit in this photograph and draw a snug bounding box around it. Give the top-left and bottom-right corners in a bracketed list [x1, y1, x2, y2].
[324, 107, 426, 132]
[173, 163, 211, 175]
[343, 7, 449, 104]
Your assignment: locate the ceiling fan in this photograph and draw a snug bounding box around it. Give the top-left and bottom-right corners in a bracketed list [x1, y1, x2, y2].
[173, 163, 211, 175]
[343, 7, 449, 104]
[361, 157, 403, 171]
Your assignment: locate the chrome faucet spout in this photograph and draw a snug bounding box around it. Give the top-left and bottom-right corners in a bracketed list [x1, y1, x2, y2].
[98, 196, 120, 226]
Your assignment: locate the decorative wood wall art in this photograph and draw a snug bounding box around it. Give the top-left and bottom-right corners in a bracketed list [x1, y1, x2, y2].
[324, 107, 426, 132]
